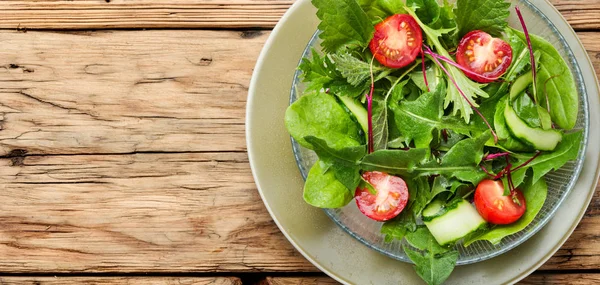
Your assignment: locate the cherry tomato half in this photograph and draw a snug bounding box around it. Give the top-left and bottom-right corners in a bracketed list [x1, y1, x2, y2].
[369, 14, 423, 69]
[456, 30, 513, 83]
[474, 179, 526, 225]
[355, 171, 409, 221]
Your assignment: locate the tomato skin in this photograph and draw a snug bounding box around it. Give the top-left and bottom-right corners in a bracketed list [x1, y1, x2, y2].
[456, 30, 513, 83]
[355, 171, 409, 221]
[369, 14, 422, 69]
[474, 180, 526, 225]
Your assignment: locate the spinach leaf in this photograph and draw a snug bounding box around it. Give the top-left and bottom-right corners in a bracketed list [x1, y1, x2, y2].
[304, 136, 366, 191]
[407, 0, 440, 25]
[404, 226, 458, 285]
[303, 160, 354, 208]
[455, 0, 510, 37]
[285, 91, 363, 150]
[513, 91, 542, 128]
[313, 0, 374, 53]
[512, 28, 579, 130]
[464, 176, 547, 246]
[512, 131, 583, 185]
[389, 80, 475, 149]
[361, 148, 429, 175]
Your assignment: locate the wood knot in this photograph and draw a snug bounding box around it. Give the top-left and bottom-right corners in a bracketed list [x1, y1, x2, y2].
[596, 52, 600, 60]
[7, 149, 27, 167]
[240, 30, 263, 39]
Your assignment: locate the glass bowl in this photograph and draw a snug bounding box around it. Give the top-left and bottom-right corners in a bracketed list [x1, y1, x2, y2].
[289, 0, 589, 265]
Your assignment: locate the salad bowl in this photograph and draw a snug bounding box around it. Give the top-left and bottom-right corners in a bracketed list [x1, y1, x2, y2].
[290, 0, 589, 265]
[247, 0, 600, 283]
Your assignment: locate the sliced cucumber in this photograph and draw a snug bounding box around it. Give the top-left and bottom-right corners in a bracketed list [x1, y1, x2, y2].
[510, 72, 533, 101]
[337, 95, 368, 135]
[504, 100, 562, 151]
[494, 96, 534, 152]
[424, 199, 487, 246]
[422, 199, 446, 222]
[537, 106, 553, 130]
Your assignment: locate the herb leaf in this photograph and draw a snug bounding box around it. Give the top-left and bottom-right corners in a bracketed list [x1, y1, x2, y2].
[404, 226, 458, 285]
[455, 0, 510, 37]
[299, 49, 366, 98]
[313, 0, 374, 53]
[407, 0, 441, 25]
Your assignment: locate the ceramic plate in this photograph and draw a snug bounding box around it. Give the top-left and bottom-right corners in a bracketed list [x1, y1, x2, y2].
[247, 0, 600, 283]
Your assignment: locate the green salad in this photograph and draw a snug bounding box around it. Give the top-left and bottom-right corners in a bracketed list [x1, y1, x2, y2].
[284, 0, 582, 283]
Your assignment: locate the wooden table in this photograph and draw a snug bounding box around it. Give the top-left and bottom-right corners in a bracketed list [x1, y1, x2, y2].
[0, 1, 597, 284]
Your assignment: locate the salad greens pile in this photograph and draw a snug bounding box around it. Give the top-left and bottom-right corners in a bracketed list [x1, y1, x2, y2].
[284, 0, 582, 284]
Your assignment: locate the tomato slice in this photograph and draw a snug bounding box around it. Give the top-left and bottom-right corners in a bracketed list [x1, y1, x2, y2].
[355, 171, 409, 221]
[369, 14, 423, 69]
[474, 179, 526, 225]
[456, 30, 513, 83]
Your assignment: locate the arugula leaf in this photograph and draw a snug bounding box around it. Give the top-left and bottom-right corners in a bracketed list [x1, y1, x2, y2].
[389, 79, 475, 149]
[304, 136, 366, 191]
[464, 176, 547, 246]
[299, 49, 366, 98]
[455, 0, 510, 37]
[407, 0, 440, 25]
[511, 28, 579, 130]
[303, 160, 354, 208]
[285, 91, 363, 150]
[512, 131, 583, 185]
[313, 0, 374, 53]
[404, 226, 458, 285]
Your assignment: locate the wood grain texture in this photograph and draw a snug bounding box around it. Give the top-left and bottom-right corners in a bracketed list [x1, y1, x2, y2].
[261, 274, 600, 285]
[0, 0, 597, 30]
[0, 152, 314, 272]
[0, 277, 242, 285]
[0, 29, 268, 156]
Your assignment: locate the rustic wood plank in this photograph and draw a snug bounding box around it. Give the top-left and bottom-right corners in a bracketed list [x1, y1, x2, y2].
[261, 274, 600, 285]
[0, 277, 242, 285]
[0, 29, 270, 156]
[0, 30, 598, 157]
[0, 152, 315, 272]
[0, 0, 597, 30]
[0, 154, 597, 272]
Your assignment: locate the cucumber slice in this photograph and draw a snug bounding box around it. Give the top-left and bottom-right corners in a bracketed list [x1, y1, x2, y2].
[424, 199, 487, 246]
[510, 72, 533, 101]
[494, 96, 534, 152]
[504, 100, 562, 151]
[537, 106, 552, 130]
[422, 199, 446, 222]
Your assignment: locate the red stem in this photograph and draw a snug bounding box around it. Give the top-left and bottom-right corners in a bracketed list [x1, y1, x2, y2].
[424, 50, 505, 83]
[511, 151, 541, 173]
[421, 48, 430, 92]
[423, 45, 499, 144]
[515, 6, 538, 104]
[485, 152, 511, 161]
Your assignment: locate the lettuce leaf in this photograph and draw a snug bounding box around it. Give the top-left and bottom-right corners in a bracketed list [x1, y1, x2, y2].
[455, 0, 510, 37]
[313, 0, 374, 53]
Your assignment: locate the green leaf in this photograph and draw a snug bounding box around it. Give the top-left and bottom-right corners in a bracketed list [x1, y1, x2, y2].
[455, 0, 510, 37]
[389, 80, 475, 149]
[432, 0, 459, 50]
[304, 136, 366, 191]
[493, 95, 534, 152]
[285, 91, 363, 150]
[406, 176, 432, 216]
[298, 49, 366, 98]
[429, 176, 466, 202]
[381, 210, 417, 242]
[372, 97, 389, 151]
[313, 0, 374, 53]
[512, 131, 583, 185]
[330, 53, 392, 87]
[510, 28, 579, 129]
[407, 0, 440, 25]
[513, 92, 542, 128]
[464, 176, 548, 246]
[360, 148, 429, 175]
[358, 0, 405, 23]
[303, 160, 354, 208]
[404, 226, 458, 285]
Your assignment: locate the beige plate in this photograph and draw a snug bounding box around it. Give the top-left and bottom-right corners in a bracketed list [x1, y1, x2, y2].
[246, 0, 600, 284]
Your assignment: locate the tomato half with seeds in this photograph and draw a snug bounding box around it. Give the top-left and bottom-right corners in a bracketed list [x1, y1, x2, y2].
[355, 171, 409, 221]
[456, 30, 513, 83]
[474, 179, 526, 225]
[369, 14, 422, 69]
